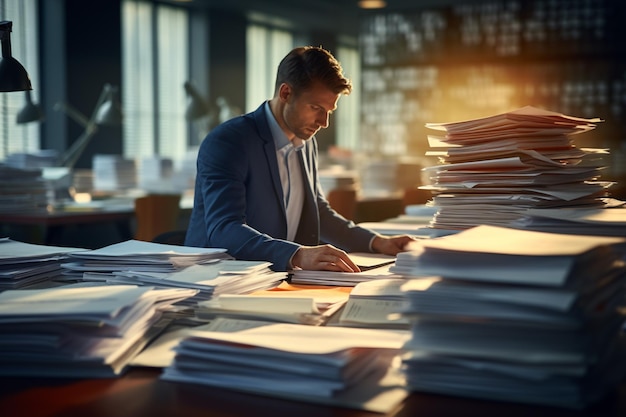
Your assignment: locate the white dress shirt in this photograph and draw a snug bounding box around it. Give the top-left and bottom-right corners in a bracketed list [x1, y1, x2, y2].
[264, 102, 305, 241]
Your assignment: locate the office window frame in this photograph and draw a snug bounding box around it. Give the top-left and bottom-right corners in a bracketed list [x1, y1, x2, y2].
[336, 45, 360, 152]
[121, 0, 189, 166]
[245, 24, 293, 113]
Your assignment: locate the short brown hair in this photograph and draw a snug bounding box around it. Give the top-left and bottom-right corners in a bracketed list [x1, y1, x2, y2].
[274, 46, 352, 96]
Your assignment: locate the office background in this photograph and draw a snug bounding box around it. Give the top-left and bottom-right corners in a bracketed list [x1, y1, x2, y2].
[1, 0, 625, 189]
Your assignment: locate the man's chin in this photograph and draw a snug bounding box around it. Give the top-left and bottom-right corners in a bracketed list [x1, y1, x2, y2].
[297, 133, 315, 141]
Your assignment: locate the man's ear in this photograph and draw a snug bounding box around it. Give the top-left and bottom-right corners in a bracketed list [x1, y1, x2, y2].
[278, 83, 292, 102]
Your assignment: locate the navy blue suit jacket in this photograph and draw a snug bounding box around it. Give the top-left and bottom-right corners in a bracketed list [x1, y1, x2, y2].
[185, 103, 377, 271]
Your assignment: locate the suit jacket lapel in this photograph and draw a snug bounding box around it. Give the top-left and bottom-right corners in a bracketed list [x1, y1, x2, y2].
[294, 142, 320, 245]
[253, 104, 288, 222]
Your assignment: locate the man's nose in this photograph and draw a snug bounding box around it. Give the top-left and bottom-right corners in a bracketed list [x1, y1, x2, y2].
[317, 112, 330, 128]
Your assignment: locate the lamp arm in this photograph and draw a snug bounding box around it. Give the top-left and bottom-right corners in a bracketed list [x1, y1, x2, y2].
[56, 83, 113, 168]
[53, 101, 90, 128]
[55, 83, 111, 128]
[87, 83, 111, 121]
[59, 125, 98, 168]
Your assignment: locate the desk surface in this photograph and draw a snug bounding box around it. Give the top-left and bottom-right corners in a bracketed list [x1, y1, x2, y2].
[0, 207, 135, 226]
[0, 195, 193, 247]
[0, 368, 624, 417]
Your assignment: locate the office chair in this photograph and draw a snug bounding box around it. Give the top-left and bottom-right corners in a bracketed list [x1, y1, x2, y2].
[152, 229, 187, 246]
[134, 194, 181, 242]
[327, 188, 357, 220]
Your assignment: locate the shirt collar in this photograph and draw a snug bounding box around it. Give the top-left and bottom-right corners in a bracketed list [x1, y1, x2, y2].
[264, 101, 304, 151]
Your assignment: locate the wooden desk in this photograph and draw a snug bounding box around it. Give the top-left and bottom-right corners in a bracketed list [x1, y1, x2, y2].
[0, 368, 624, 417]
[0, 207, 135, 249]
[0, 368, 626, 417]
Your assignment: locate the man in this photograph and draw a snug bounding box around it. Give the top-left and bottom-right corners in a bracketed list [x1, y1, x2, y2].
[185, 46, 414, 272]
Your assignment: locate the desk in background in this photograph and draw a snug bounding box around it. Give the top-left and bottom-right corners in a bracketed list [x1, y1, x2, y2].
[0, 207, 135, 249]
[0, 194, 193, 249]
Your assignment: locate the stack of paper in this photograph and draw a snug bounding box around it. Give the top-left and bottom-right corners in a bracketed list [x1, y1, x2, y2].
[61, 239, 230, 279]
[0, 284, 197, 377]
[196, 294, 329, 325]
[356, 221, 447, 238]
[196, 281, 350, 325]
[421, 106, 612, 230]
[391, 225, 626, 409]
[0, 238, 86, 289]
[290, 253, 399, 286]
[138, 156, 174, 192]
[4, 150, 59, 169]
[102, 260, 287, 306]
[161, 320, 410, 413]
[0, 163, 49, 213]
[511, 207, 626, 239]
[334, 278, 410, 329]
[92, 154, 137, 191]
[60, 240, 283, 305]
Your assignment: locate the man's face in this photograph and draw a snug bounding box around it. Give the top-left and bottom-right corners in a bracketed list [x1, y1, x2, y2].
[280, 81, 341, 141]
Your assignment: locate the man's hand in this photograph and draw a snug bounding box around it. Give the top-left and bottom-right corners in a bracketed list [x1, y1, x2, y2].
[371, 235, 416, 256]
[291, 244, 361, 272]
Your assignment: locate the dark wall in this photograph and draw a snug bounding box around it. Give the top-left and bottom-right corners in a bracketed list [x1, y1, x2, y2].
[38, 1, 354, 165]
[41, 0, 123, 169]
[207, 9, 246, 114]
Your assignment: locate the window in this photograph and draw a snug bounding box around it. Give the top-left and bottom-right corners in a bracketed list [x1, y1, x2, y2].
[245, 24, 293, 112]
[0, 0, 40, 160]
[336, 45, 360, 151]
[246, 25, 360, 154]
[122, 0, 188, 164]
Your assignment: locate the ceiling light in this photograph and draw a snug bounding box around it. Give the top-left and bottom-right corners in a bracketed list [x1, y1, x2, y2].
[358, 0, 387, 9]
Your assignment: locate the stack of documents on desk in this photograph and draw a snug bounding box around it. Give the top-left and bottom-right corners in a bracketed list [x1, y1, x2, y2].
[61, 240, 284, 305]
[5, 150, 59, 169]
[391, 225, 626, 409]
[196, 281, 350, 325]
[290, 267, 398, 287]
[106, 260, 286, 306]
[61, 239, 230, 279]
[138, 156, 173, 191]
[511, 207, 626, 239]
[357, 221, 427, 236]
[92, 154, 137, 191]
[334, 278, 410, 329]
[161, 321, 410, 413]
[0, 238, 86, 289]
[0, 284, 197, 377]
[290, 253, 399, 286]
[0, 163, 49, 213]
[422, 106, 612, 230]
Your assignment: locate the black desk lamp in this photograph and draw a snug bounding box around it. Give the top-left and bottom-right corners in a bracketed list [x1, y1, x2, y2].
[16, 89, 44, 124]
[0, 21, 31, 92]
[55, 83, 123, 169]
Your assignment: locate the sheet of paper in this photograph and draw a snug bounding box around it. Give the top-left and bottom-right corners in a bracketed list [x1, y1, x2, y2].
[419, 224, 625, 256]
[130, 319, 274, 368]
[185, 322, 410, 354]
[0, 238, 86, 260]
[209, 294, 320, 314]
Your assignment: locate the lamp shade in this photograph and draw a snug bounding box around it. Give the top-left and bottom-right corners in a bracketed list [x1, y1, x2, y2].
[94, 84, 123, 125]
[0, 21, 32, 92]
[16, 90, 44, 124]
